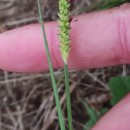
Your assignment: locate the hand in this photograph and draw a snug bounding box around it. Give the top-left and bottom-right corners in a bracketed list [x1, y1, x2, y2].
[0, 3, 130, 130]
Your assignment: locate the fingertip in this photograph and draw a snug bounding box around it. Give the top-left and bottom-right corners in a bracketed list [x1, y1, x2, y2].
[92, 93, 130, 130]
[0, 23, 62, 72]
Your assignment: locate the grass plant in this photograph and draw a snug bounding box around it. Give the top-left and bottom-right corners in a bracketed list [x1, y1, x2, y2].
[58, 0, 73, 130]
[37, 0, 73, 130]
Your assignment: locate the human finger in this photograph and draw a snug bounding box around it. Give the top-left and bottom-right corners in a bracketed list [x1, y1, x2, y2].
[92, 93, 130, 130]
[0, 4, 130, 72]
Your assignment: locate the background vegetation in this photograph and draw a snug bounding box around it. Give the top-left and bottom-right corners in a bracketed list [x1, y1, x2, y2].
[0, 0, 130, 130]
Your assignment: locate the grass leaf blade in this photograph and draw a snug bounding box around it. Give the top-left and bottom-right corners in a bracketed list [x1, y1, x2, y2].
[37, 1, 66, 130]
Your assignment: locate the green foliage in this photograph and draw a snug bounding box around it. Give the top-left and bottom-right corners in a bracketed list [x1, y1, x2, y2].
[81, 100, 108, 130]
[109, 76, 130, 105]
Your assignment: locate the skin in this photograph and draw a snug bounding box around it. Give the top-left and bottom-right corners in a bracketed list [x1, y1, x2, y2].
[0, 3, 130, 130]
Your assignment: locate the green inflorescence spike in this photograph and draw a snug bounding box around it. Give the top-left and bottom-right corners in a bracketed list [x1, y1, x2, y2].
[58, 0, 71, 64]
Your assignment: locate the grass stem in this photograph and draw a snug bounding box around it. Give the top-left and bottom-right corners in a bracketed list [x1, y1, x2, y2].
[37, 1, 66, 130]
[64, 63, 73, 130]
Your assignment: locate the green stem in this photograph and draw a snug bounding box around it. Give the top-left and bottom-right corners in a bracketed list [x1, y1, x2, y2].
[64, 63, 73, 130]
[37, 1, 65, 130]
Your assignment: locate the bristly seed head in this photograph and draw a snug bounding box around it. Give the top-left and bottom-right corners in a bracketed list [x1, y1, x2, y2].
[58, 0, 71, 64]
